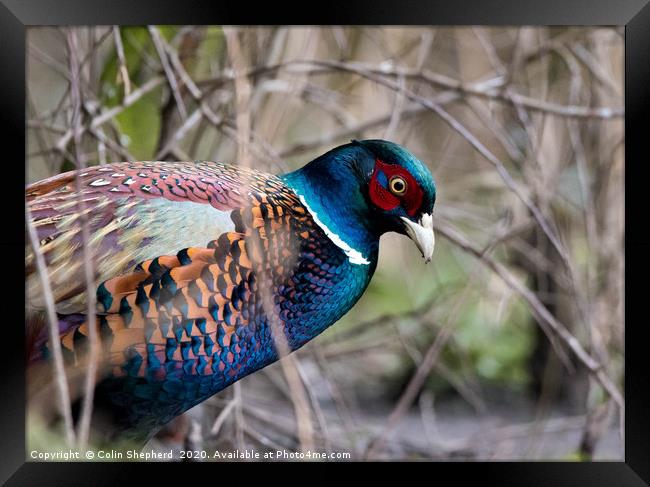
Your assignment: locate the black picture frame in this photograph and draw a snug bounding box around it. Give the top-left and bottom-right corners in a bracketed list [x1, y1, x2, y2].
[2, 0, 648, 484]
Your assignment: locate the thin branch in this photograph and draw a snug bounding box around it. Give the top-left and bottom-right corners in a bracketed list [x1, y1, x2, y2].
[148, 26, 188, 121]
[294, 357, 333, 454]
[434, 220, 623, 409]
[223, 26, 315, 452]
[151, 31, 283, 168]
[224, 28, 252, 167]
[25, 209, 76, 447]
[210, 396, 237, 437]
[365, 267, 478, 459]
[112, 26, 131, 100]
[278, 90, 468, 159]
[66, 28, 99, 452]
[91, 77, 166, 129]
[233, 382, 246, 450]
[196, 60, 623, 119]
[54, 76, 165, 155]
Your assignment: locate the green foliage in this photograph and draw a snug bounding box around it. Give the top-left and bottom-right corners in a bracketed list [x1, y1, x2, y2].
[98, 27, 177, 160]
[113, 88, 162, 160]
[193, 26, 224, 79]
[419, 254, 536, 390]
[453, 296, 534, 386]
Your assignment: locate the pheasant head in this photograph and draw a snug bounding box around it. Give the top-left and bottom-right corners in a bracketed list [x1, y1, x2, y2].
[282, 139, 436, 266]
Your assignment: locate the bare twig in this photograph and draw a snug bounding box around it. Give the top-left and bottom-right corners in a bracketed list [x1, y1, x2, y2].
[112, 26, 132, 100]
[365, 268, 478, 459]
[54, 76, 165, 155]
[66, 28, 99, 452]
[92, 77, 166, 129]
[151, 30, 282, 167]
[210, 396, 237, 437]
[149, 25, 188, 121]
[233, 383, 246, 450]
[294, 357, 333, 454]
[224, 26, 315, 452]
[25, 209, 76, 447]
[224, 28, 252, 167]
[434, 220, 623, 409]
[197, 60, 623, 119]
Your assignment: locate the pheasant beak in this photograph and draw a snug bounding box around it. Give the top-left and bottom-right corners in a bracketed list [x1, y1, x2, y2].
[401, 213, 435, 263]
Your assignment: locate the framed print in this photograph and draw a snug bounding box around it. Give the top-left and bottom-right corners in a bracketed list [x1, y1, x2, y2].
[1, 0, 648, 484]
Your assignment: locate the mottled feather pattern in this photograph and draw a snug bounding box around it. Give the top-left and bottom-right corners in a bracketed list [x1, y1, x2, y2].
[27, 161, 272, 314]
[28, 161, 375, 435]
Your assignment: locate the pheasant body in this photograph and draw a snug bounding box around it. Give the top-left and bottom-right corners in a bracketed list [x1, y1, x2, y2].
[26, 140, 435, 444]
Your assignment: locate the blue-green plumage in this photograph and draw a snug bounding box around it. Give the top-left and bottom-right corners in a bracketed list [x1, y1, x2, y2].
[27, 139, 436, 445]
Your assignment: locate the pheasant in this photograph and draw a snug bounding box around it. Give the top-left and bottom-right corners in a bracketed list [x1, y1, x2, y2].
[26, 139, 436, 446]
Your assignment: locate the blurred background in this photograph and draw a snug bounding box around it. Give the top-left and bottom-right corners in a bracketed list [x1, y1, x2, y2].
[26, 26, 624, 461]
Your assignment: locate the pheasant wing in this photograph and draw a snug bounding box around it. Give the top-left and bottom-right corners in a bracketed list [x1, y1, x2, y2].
[26, 160, 270, 315]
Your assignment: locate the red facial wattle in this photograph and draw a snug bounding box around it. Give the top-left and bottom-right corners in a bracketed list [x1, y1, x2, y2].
[369, 159, 423, 216]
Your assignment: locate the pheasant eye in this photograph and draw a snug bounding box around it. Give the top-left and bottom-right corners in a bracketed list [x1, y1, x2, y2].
[389, 176, 407, 195]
